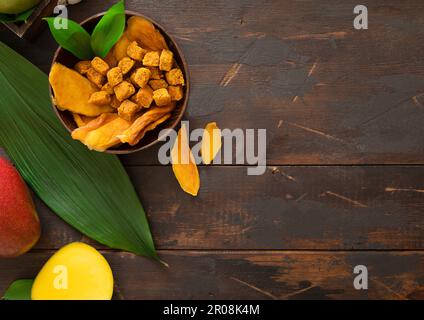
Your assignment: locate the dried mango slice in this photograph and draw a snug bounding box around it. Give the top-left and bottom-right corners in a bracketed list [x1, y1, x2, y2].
[117, 103, 176, 146]
[171, 123, 200, 196]
[201, 122, 222, 165]
[135, 113, 171, 143]
[126, 16, 169, 51]
[113, 32, 132, 61]
[72, 113, 96, 128]
[72, 113, 132, 152]
[49, 63, 114, 117]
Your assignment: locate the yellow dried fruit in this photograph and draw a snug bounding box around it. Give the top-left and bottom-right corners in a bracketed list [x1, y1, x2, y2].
[118, 103, 176, 146]
[142, 51, 160, 67]
[153, 88, 171, 106]
[201, 122, 222, 165]
[49, 63, 113, 117]
[114, 80, 135, 101]
[113, 32, 132, 61]
[159, 49, 174, 71]
[91, 57, 110, 76]
[168, 85, 183, 101]
[74, 60, 91, 75]
[72, 113, 132, 152]
[88, 91, 111, 105]
[134, 85, 154, 108]
[86, 67, 106, 88]
[107, 67, 123, 87]
[171, 123, 200, 196]
[72, 113, 95, 128]
[149, 79, 168, 90]
[135, 113, 171, 142]
[126, 16, 169, 51]
[101, 83, 114, 95]
[118, 57, 135, 75]
[127, 41, 147, 61]
[118, 99, 141, 121]
[166, 68, 185, 86]
[131, 67, 151, 88]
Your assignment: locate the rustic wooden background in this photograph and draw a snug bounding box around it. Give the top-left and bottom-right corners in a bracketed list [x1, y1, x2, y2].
[1, 0, 424, 300]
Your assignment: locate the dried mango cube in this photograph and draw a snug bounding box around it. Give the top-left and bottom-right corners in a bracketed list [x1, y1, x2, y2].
[168, 85, 183, 101]
[107, 67, 123, 87]
[87, 68, 106, 88]
[88, 91, 111, 105]
[153, 88, 171, 106]
[127, 41, 147, 61]
[166, 68, 185, 86]
[118, 57, 135, 75]
[143, 51, 160, 67]
[118, 99, 142, 121]
[101, 82, 114, 95]
[114, 81, 136, 101]
[91, 57, 110, 75]
[134, 86, 154, 108]
[149, 79, 168, 90]
[74, 61, 91, 75]
[131, 67, 151, 88]
[159, 49, 174, 71]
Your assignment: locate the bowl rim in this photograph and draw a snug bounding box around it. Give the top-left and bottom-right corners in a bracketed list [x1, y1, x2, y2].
[49, 10, 189, 154]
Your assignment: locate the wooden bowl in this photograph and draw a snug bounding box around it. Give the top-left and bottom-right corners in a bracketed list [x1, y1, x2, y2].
[49, 10, 189, 154]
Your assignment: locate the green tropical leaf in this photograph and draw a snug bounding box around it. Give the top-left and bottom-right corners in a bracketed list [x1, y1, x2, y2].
[91, 0, 126, 58]
[44, 17, 94, 60]
[0, 41, 157, 260]
[2, 280, 33, 300]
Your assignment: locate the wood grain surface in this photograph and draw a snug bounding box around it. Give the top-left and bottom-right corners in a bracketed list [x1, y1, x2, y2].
[1, 251, 423, 300]
[30, 166, 424, 250]
[0, 0, 423, 300]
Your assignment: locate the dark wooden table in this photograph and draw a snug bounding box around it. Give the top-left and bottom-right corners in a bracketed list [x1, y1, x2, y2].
[1, 0, 423, 300]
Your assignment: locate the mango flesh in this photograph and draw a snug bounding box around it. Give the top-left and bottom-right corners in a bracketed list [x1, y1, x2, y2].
[49, 63, 114, 117]
[0, 0, 40, 14]
[32, 242, 114, 300]
[0, 157, 40, 257]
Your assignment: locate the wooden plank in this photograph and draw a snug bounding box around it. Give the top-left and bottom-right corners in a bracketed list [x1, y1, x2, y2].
[0, 251, 422, 300]
[31, 166, 424, 250]
[2, 0, 424, 164]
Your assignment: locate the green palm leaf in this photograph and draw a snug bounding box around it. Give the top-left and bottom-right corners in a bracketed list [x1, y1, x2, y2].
[0, 41, 157, 260]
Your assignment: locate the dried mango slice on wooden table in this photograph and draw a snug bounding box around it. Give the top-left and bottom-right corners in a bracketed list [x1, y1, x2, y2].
[171, 123, 200, 196]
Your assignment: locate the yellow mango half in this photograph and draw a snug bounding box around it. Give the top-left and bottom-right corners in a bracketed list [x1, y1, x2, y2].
[49, 63, 114, 117]
[31, 242, 113, 300]
[72, 113, 132, 152]
[171, 123, 200, 196]
[201, 122, 222, 165]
